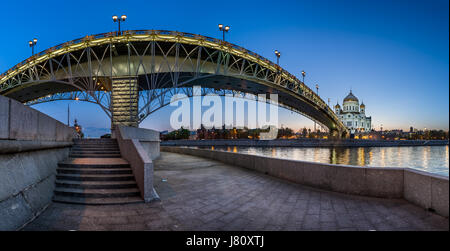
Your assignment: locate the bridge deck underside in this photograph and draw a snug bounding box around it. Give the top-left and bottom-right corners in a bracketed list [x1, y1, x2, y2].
[2, 74, 335, 131]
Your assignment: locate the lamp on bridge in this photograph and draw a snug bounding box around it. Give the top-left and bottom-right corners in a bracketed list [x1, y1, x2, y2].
[314, 83, 319, 133]
[274, 50, 281, 74]
[28, 38, 37, 57]
[301, 70, 306, 83]
[113, 15, 127, 35]
[218, 24, 230, 41]
[274, 50, 281, 65]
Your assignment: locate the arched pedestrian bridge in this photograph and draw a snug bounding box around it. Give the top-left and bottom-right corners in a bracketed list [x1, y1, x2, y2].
[0, 30, 347, 137]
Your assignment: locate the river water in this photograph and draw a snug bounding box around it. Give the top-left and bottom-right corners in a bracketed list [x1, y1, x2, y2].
[200, 145, 449, 176]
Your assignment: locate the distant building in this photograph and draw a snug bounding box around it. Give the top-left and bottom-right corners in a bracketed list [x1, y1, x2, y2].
[189, 130, 197, 140]
[334, 90, 372, 134]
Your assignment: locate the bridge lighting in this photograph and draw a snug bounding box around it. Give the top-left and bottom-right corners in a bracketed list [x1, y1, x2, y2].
[315, 84, 319, 96]
[113, 14, 127, 35]
[29, 38, 37, 56]
[274, 50, 281, 65]
[301, 70, 306, 83]
[218, 24, 230, 41]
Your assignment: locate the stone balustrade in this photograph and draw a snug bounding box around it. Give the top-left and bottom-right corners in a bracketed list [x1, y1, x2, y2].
[115, 125, 160, 202]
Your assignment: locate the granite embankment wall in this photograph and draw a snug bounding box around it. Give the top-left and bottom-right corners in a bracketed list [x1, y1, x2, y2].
[161, 139, 449, 147]
[161, 146, 449, 218]
[0, 95, 75, 230]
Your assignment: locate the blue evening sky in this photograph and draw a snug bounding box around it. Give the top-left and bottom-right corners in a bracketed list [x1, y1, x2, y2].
[1, 0, 448, 136]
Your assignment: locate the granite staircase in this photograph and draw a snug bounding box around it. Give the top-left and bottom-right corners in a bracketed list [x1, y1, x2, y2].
[53, 138, 144, 205]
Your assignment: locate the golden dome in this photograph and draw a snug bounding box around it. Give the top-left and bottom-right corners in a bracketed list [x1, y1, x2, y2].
[343, 90, 359, 102]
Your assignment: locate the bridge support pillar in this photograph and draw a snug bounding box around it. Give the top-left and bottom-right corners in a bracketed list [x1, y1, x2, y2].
[329, 129, 349, 139]
[329, 129, 340, 139]
[111, 76, 139, 130]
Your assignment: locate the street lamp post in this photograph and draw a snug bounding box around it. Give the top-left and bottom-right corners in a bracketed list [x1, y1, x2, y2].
[112, 15, 127, 35]
[301, 70, 306, 83]
[274, 50, 281, 65]
[29, 38, 37, 56]
[314, 84, 319, 133]
[67, 104, 70, 126]
[274, 50, 281, 74]
[218, 24, 230, 41]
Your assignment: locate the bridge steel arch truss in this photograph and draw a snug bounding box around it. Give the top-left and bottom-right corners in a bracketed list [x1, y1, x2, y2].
[0, 30, 347, 136]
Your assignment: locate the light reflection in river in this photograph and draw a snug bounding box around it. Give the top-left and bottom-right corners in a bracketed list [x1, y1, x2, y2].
[202, 145, 449, 176]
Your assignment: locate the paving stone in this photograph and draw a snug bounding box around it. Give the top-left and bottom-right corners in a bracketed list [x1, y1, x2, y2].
[320, 222, 338, 231]
[303, 215, 321, 230]
[200, 210, 225, 223]
[320, 212, 336, 223]
[21, 152, 449, 231]
[95, 216, 129, 225]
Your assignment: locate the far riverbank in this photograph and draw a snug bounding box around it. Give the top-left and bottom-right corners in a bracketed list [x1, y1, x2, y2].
[161, 139, 449, 148]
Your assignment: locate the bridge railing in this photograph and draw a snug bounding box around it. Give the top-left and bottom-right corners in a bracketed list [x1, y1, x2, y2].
[0, 29, 342, 129]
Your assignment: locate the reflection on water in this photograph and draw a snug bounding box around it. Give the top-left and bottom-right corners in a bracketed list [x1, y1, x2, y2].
[203, 145, 449, 176]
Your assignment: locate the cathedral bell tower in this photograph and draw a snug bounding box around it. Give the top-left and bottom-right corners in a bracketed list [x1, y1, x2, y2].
[360, 102, 365, 114]
[334, 103, 341, 114]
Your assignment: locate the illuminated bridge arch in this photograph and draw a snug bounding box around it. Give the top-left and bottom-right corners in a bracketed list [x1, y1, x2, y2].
[0, 30, 347, 136]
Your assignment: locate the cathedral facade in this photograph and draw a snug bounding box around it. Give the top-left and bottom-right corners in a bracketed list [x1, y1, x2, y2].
[334, 91, 372, 133]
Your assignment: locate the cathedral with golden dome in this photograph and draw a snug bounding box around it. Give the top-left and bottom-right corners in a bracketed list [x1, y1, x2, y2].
[334, 90, 372, 133]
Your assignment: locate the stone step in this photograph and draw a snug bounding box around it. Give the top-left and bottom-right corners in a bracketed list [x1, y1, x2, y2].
[71, 148, 119, 151]
[58, 163, 130, 169]
[72, 144, 118, 147]
[71, 147, 119, 150]
[70, 147, 120, 152]
[55, 139, 141, 205]
[70, 150, 121, 155]
[71, 145, 119, 148]
[54, 187, 141, 198]
[56, 173, 135, 182]
[73, 141, 117, 145]
[52, 195, 144, 205]
[69, 154, 122, 158]
[55, 180, 138, 189]
[74, 139, 116, 142]
[71, 146, 119, 150]
[73, 141, 118, 143]
[57, 167, 132, 175]
[58, 158, 130, 168]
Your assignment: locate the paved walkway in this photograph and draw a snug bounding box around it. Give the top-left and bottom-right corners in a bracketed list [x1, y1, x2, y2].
[23, 152, 449, 231]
